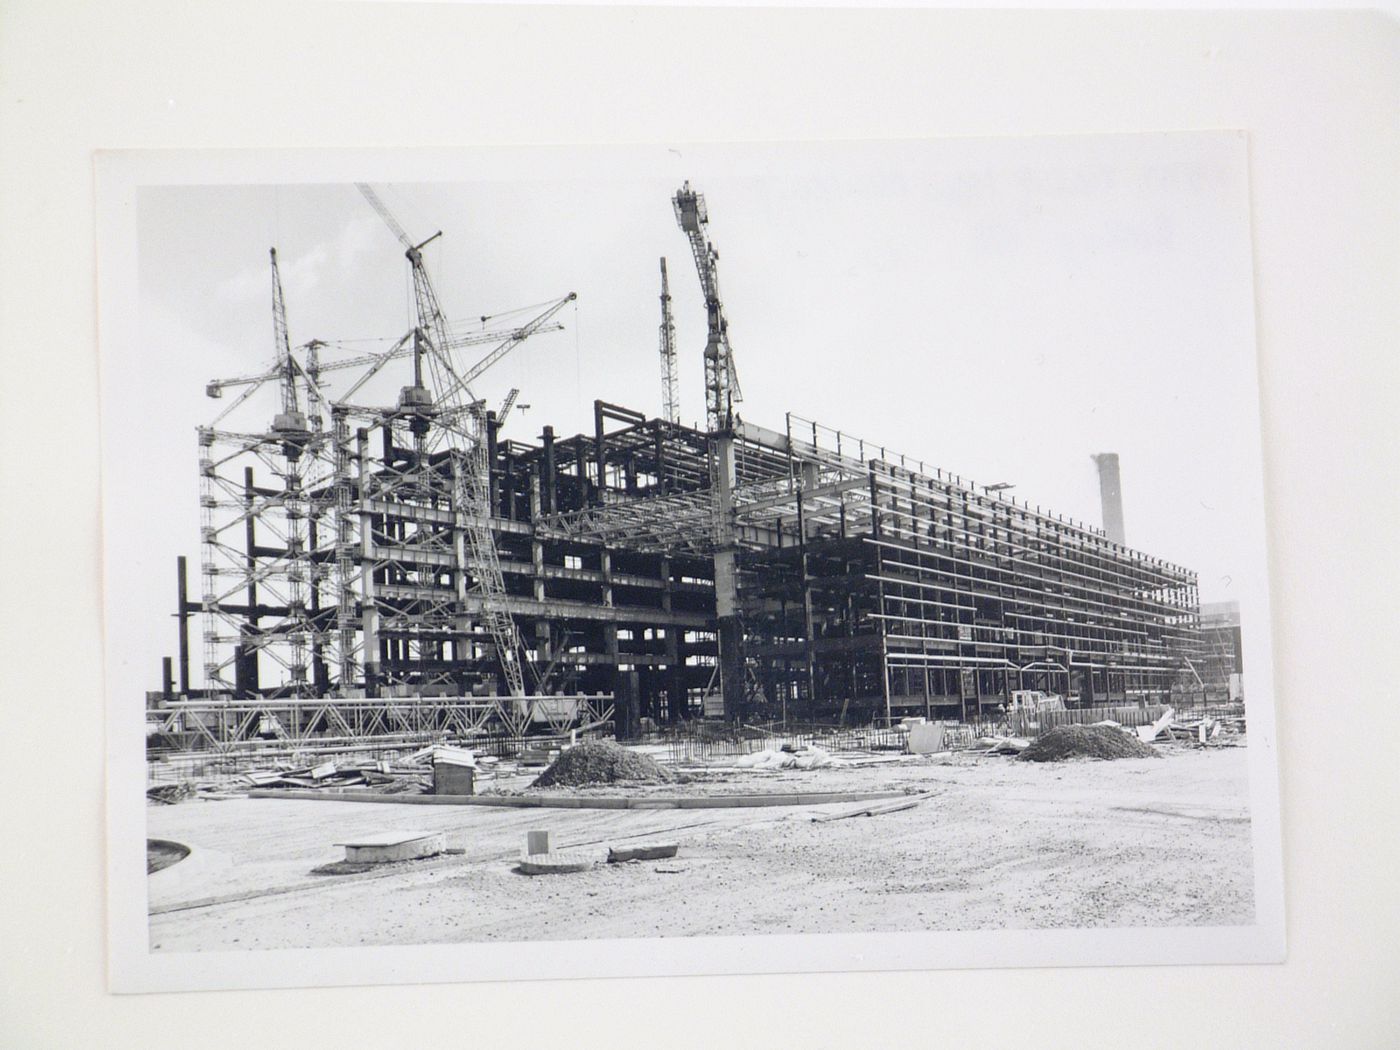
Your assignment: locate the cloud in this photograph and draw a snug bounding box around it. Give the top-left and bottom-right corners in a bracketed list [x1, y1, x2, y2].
[214, 212, 384, 310]
[215, 243, 329, 306]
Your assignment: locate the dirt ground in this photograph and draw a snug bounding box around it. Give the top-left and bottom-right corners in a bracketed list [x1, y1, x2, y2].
[146, 745, 1254, 951]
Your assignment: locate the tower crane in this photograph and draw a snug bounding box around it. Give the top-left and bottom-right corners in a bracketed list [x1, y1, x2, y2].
[268, 248, 312, 458]
[658, 257, 679, 426]
[431, 292, 576, 409]
[497, 388, 520, 426]
[355, 183, 555, 699]
[673, 182, 741, 432]
[355, 183, 451, 436]
[268, 247, 313, 692]
[204, 321, 563, 406]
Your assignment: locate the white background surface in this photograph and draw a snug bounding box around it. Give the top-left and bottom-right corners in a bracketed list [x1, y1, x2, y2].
[2, 4, 1397, 1047]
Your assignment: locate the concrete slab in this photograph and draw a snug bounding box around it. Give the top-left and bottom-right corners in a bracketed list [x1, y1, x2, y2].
[334, 831, 446, 864]
[517, 848, 601, 875]
[908, 722, 947, 754]
[607, 842, 678, 862]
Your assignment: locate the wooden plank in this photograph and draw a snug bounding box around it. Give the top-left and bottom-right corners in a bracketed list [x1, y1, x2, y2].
[811, 791, 937, 823]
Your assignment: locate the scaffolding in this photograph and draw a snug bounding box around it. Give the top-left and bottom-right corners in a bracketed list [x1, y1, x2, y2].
[187, 217, 594, 743]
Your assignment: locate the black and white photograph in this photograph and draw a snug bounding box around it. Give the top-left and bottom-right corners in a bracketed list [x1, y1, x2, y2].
[8, 5, 1399, 1046]
[100, 135, 1282, 990]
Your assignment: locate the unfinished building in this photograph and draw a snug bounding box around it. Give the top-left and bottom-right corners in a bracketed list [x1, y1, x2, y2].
[155, 181, 1207, 741]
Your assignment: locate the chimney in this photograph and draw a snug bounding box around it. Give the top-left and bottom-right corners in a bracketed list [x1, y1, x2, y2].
[1092, 453, 1126, 545]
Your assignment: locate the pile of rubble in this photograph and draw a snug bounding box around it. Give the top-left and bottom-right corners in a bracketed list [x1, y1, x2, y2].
[531, 740, 675, 788]
[1018, 724, 1160, 762]
[954, 706, 1248, 761]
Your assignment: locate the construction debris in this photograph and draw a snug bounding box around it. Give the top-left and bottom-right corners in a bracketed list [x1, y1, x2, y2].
[146, 783, 193, 805]
[811, 790, 937, 822]
[733, 744, 838, 771]
[976, 736, 1031, 756]
[146, 780, 247, 804]
[224, 751, 446, 796]
[1136, 707, 1177, 743]
[238, 763, 375, 792]
[1019, 724, 1159, 762]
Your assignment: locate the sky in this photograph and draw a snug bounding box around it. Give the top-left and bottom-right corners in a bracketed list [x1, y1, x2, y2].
[110, 132, 1267, 697]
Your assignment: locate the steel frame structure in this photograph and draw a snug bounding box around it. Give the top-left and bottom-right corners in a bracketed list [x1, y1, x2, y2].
[539, 408, 1207, 724]
[193, 226, 579, 713]
[189, 355, 1209, 728]
[162, 189, 1211, 738]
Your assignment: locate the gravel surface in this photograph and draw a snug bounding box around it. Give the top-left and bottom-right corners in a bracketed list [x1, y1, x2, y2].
[148, 745, 1253, 949]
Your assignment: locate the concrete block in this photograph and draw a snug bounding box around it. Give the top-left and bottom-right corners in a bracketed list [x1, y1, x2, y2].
[607, 842, 679, 863]
[433, 761, 475, 796]
[335, 831, 446, 864]
[527, 830, 550, 856]
[517, 848, 599, 875]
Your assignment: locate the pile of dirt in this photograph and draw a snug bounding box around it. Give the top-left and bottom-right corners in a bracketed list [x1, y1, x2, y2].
[1018, 724, 1160, 763]
[147, 839, 190, 874]
[531, 741, 675, 788]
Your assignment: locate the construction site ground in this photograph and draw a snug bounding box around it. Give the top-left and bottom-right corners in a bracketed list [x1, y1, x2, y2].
[147, 743, 1253, 950]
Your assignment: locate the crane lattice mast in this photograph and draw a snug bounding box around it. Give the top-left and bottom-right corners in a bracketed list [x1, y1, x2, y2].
[268, 248, 312, 692]
[355, 183, 531, 697]
[269, 249, 297, 421]
[673, 182, 741, 432]
[658, 257, 680, 426]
